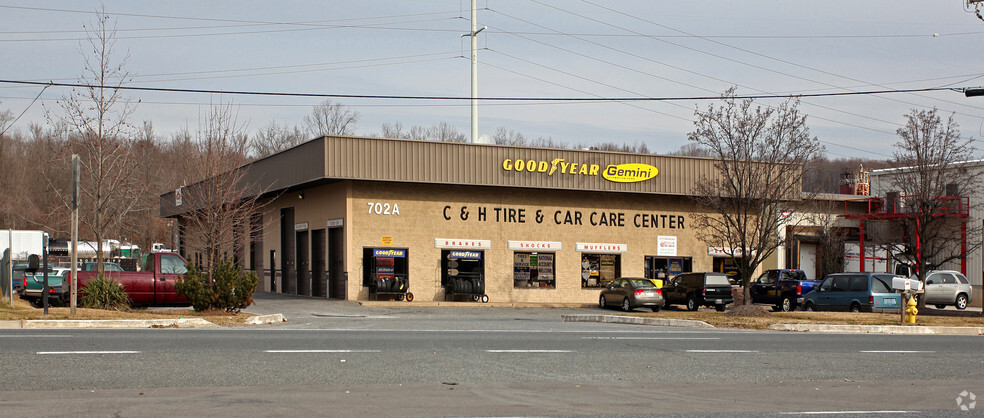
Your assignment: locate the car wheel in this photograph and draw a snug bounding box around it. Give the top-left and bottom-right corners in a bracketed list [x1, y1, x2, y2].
[622, 298, 632, 312]
[935, 304, 946, 309]
[955, 294, 968, 310]
[651, 305, 661, 312]
[780, 297, 793, 312]
[686, 294, 698, 311]
[850, 302, 861, 313]
[599, 295, 607, 309]
[715, 304, 726, 312]
[804, 302, 815, 311]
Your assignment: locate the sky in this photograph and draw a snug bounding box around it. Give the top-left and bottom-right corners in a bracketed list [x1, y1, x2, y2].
[1, 1, 983, 159]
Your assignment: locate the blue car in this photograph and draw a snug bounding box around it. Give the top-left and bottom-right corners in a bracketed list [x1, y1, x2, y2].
[802, 273, 902, 313]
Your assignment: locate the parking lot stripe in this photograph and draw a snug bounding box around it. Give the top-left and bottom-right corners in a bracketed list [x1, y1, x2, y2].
[485, 350, 573, 353]
[859, 350, 934, 353]
[686, 349, 758, 353]
[37, 351, 139, 355]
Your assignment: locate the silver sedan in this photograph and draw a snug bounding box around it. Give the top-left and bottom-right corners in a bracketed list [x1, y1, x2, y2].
[599, 277, 664, 312]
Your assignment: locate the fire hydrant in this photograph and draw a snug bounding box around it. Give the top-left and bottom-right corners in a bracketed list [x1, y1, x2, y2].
[905, 294, 918, 324]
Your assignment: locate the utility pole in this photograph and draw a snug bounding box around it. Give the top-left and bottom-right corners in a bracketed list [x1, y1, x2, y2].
[466, 0, 486, 143]
[70, 154, 79, 314]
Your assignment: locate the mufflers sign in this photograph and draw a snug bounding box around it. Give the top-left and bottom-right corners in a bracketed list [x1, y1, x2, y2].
[502, 158, 658, 183]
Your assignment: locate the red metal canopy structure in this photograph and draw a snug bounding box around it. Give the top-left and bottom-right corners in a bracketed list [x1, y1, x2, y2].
[841, 195, 969, 274]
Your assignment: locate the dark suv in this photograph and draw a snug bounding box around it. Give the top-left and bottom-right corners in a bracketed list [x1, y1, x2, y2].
[663, 272, 734, 311]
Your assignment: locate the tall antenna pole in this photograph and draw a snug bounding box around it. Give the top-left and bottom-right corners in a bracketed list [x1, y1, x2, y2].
[469, 0, 485, 143]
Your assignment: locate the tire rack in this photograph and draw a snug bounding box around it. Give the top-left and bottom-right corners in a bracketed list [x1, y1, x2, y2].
[444, 271, 488, 303]
[369, 273, 413, 302]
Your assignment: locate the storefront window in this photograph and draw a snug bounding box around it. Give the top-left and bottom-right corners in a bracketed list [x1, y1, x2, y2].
[362, 248, 409, 287]
[441, 249, 484, 288]
[513, 252, 555, 288]
[645, 256, 692, 284]
[713, 257, 742, 285]
[580, 254, 621, 288]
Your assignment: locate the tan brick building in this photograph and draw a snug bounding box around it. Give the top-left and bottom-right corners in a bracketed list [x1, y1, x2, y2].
[162, 135, 793, 304]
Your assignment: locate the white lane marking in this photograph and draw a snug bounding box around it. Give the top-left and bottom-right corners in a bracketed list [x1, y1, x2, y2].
[583, 337, 720, 340]
[0, 335, 72, 338]
[264, 350, 381, 353]
[37, 351, 139, 355]
[780, 411, 914, 415]
[860, 350, 935, 353]
[686, 349, 758, 353]
[486, 350, 574, 353]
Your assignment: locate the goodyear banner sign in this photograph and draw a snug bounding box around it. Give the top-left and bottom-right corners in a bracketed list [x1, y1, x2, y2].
[449, 250, 482, 260]
[373, 249, 406, 258]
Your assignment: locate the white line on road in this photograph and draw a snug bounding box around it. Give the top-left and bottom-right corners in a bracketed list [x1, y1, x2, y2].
[263, 350, 381, 353]
[780, 411, 914, 415]
[686, 349, 758, 353]
[0, 335, 72, 338]
[583, 337, 720, 340]
[37, 351, 140, 355]
[486, 350, 574, 353]
[859, 350, 935, 353]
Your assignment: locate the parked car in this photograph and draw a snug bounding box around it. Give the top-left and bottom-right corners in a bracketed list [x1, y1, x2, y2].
[11, 261, 29, 293]
[919, 270, 973, 310]
[20, 267, 71, 307]
[802, 273, 902, 313]
[600, 277, 665, 312]
[82, 262, 123, 272]
[748, 269, 821, 312]
[662, 272, 733, 311]
[65, 252, 189, 306]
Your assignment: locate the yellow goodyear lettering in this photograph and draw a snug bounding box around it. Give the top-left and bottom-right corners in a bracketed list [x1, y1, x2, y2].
[602, 163, 659, 183]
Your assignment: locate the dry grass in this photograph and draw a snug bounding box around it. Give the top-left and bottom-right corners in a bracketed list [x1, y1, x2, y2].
[0, 297, 256, 327]
[624, 305, 984, 330]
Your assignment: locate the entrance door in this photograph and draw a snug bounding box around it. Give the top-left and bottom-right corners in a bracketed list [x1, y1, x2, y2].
[799, 242, 818, 282]
[280, 208, 296, 295]
[311, 229, 326, 298]
[296, 230, 310, 296]
[328, 227, 345, 299]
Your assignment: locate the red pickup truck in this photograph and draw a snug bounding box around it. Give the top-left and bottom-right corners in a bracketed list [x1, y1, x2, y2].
[66, 252, 190, 306]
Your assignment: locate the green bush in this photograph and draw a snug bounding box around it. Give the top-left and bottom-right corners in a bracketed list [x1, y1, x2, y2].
[175, 258, 258, 312]
[80, 274, 130, 310]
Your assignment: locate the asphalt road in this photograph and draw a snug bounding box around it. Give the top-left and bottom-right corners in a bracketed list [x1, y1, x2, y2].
[0, 292, 981, 417]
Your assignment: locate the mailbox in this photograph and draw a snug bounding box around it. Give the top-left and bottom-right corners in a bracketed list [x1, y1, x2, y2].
[891, 277, 922, 291]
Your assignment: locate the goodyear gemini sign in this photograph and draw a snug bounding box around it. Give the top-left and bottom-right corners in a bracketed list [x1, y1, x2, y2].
[502, 158, 658, 183]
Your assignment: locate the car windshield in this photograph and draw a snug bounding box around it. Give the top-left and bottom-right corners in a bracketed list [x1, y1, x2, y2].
[628, 279, 653, 288]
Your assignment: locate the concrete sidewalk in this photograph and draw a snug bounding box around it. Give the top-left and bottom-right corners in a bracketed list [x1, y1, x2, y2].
[0, 314, 285, 329]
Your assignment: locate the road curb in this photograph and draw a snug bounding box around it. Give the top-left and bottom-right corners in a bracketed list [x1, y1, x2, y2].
[246, 314, 287, 325]
[769, 323, 984, 335]
[19, 318, 218, 329]
[562, 314, 715, 328]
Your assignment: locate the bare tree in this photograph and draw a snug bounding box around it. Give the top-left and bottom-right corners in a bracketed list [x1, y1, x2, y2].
[46, 9, 141, 278]
[688, 89, 825, 303]
[304, 99, 359, 137]
[874, 109, 983, 292]
[428, 122, 467, 143]
[493, 127, 528, 146]
[178, 104, 269, 274]
[251, 121, 307, 157]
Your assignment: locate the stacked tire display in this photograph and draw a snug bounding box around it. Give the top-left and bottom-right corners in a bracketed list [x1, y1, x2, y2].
[445, 276, 489, 303]
[370, 276, 413, 302]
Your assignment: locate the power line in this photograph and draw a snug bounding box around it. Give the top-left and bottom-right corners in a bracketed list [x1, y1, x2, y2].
[0, 79, 966, 102]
